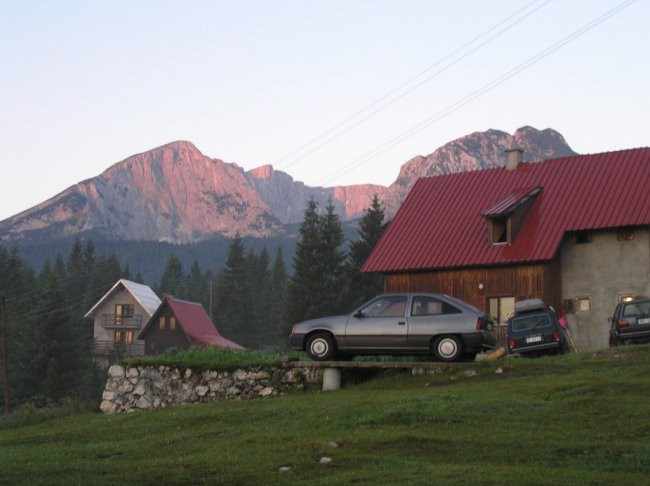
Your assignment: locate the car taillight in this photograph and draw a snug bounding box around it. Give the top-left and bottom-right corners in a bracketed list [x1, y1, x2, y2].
[507, 339, 516, 349]
[476, 317, 486, 331]
[552, 331, 560, 342]
[618, 319, 630, 328]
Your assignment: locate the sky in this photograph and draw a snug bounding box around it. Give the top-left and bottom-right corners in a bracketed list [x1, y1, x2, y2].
[1, 0, 648, 221]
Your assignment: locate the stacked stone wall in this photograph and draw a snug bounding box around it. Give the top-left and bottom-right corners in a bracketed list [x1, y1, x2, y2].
[100, 364, 323, 414]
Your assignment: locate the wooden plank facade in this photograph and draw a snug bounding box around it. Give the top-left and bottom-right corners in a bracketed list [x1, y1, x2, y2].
[385, 259, 562, 340]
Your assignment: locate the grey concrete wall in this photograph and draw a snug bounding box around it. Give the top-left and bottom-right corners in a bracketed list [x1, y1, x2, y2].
[560, 227, 650, 351]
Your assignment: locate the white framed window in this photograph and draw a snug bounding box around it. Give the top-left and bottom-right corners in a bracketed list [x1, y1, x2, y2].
[575, 296, 591, 313]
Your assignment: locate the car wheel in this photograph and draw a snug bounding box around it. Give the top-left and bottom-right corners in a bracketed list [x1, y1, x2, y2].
[433, 335, 463, 362]
[306, 333, 336, 361]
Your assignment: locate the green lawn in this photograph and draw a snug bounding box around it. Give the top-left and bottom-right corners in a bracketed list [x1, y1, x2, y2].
[2, 347, 650, 485]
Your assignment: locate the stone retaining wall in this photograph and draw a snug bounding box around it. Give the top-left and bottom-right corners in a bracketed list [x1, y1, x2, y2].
[100, 364, 323, 414]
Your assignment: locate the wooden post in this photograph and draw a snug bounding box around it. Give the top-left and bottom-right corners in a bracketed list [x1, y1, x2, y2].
[1, 296, 9, 416]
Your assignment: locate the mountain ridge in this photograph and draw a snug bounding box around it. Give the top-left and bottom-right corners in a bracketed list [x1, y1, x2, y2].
[0, 126, 577, 244]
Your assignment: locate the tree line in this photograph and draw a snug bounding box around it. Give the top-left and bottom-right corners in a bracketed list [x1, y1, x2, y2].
[0, 195, 386, 410]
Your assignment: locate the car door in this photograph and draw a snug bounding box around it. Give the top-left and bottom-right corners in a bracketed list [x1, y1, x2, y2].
[344, 295, 409, 350]
[407, 295, 466, 349]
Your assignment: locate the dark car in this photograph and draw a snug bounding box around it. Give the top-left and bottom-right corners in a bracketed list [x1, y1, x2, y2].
[289, 293, 496, 362]
[609, 298, 650, 346]
[506, 299, 568, 357]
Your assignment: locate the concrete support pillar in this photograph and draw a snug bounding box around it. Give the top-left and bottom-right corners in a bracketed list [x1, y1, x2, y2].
[322, 368, 341, 391]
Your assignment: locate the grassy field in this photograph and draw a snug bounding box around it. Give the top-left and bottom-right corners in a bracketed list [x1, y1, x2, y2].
[2, 346, 650, 485]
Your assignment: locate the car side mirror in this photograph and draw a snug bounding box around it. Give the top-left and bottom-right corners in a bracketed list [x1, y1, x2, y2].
[353, 310, 364, 318]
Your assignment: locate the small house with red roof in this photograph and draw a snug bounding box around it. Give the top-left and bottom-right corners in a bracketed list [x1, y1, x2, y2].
[138, 296, 244, 355]
[362, 147, 650, 351]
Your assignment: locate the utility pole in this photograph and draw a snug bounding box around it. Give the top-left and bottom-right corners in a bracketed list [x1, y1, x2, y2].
[1, 296, 9, 416]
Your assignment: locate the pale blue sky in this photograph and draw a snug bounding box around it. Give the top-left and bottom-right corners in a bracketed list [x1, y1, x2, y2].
[1, 0, 648, 220]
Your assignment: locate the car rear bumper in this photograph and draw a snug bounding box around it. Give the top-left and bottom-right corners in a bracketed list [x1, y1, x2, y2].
[510, 341, 561, 354]
[617, 328, 650, 340]
[462, 331, 497, 352]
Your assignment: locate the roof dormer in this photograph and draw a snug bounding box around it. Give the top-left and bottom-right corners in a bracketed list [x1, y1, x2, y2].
[482, 186, 542, 245]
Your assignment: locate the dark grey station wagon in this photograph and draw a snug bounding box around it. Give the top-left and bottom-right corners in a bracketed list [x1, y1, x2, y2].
[289, 293, 496, 362]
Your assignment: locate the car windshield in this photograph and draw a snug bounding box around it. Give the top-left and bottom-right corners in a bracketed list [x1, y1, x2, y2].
[623, 300, 650, 317]
[510, 314, 551, 332]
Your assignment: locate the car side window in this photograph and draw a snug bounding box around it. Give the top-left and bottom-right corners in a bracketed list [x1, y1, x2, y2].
[360, 296, 407, 318]
[411, 296, 461, 316]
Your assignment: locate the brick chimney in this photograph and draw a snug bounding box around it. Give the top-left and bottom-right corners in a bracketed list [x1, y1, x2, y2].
[505, 147, 524, 170]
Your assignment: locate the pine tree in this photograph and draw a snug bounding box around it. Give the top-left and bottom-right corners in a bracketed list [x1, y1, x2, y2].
[214, 235, 250, 346]
[318, 198, 346, 315]
[342, 194, 386, 308]
[158, 254, 184, 296]
[270, 247, 289, 345]
[21, 272, 88, 402]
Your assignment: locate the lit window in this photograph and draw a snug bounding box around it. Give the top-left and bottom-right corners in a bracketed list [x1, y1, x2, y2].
[170, 317, 176, 331]
[576, 297, 591, 312]
[488, 296, 515, 324]
[159, 317, 166, 330]
[125, 331, 133, 344]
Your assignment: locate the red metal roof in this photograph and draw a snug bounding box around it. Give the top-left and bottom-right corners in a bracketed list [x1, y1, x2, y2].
[140, 297, 244, 349]
[362, 148, 650, 273]
[481, 186, 541, 217]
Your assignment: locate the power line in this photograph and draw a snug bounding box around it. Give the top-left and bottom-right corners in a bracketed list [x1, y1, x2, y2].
[275, 0, 552, 171]
[314, 0, 638, 187]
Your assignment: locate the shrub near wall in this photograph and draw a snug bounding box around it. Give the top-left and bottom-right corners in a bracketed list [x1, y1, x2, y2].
[100, 364, 323, 414]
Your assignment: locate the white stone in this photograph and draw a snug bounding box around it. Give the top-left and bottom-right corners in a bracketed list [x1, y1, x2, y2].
[126, 367, 139, 378]
[278, 466, 291, 472]
[135, 396, 153, 409]
[184, 369, 192, 379]
[102, 390, 115, 401]
[259, 387, 274, 397]
[320, 457, 332, 464]
[133, 381, 146, 396]
[233, 369, 249, 381]
[464, 370, 478, 377]
[227, 386, 241, 396]
[327, 441, 339, 448]
[119, 382, 134, 393]
[100, 400, 117, 414]
[196, 385, 209, 397]
[254, 371, 270, 380]
[108, 365, 125, 378]
[494, 367, 504, 374]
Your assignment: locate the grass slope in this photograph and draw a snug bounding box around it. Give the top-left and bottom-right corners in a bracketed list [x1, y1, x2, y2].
[2, 347, 650, 485]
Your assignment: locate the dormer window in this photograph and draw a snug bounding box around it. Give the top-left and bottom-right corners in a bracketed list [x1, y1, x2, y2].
[482, 186, 542, 246]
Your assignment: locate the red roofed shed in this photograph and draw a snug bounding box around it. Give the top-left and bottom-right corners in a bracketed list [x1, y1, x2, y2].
[138, 297, 244, 355]
[362, 148, 650, 350]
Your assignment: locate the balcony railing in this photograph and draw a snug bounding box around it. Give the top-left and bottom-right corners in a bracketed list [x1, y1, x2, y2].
[94, 339, 145, 356]
[100, 314, 143, 329]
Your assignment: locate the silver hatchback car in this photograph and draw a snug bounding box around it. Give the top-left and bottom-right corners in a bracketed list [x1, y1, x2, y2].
[290, 293, 496, 362]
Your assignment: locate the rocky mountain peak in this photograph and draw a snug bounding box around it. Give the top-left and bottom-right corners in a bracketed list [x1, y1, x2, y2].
[0, 126, 578, 244]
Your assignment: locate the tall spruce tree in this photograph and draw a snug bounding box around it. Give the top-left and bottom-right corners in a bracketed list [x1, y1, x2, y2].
[285, 198, 346, 325]
[342, 194, 386, 308]
[21, 272, 89, 402]
[270, 247, 289, 345]
[158, 254, 185, 296]
[214, 235, 250, 346]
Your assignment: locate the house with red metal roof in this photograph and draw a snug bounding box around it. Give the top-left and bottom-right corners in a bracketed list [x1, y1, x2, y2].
[362, 147, 650, 351]
[138, 296, 244, 355]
